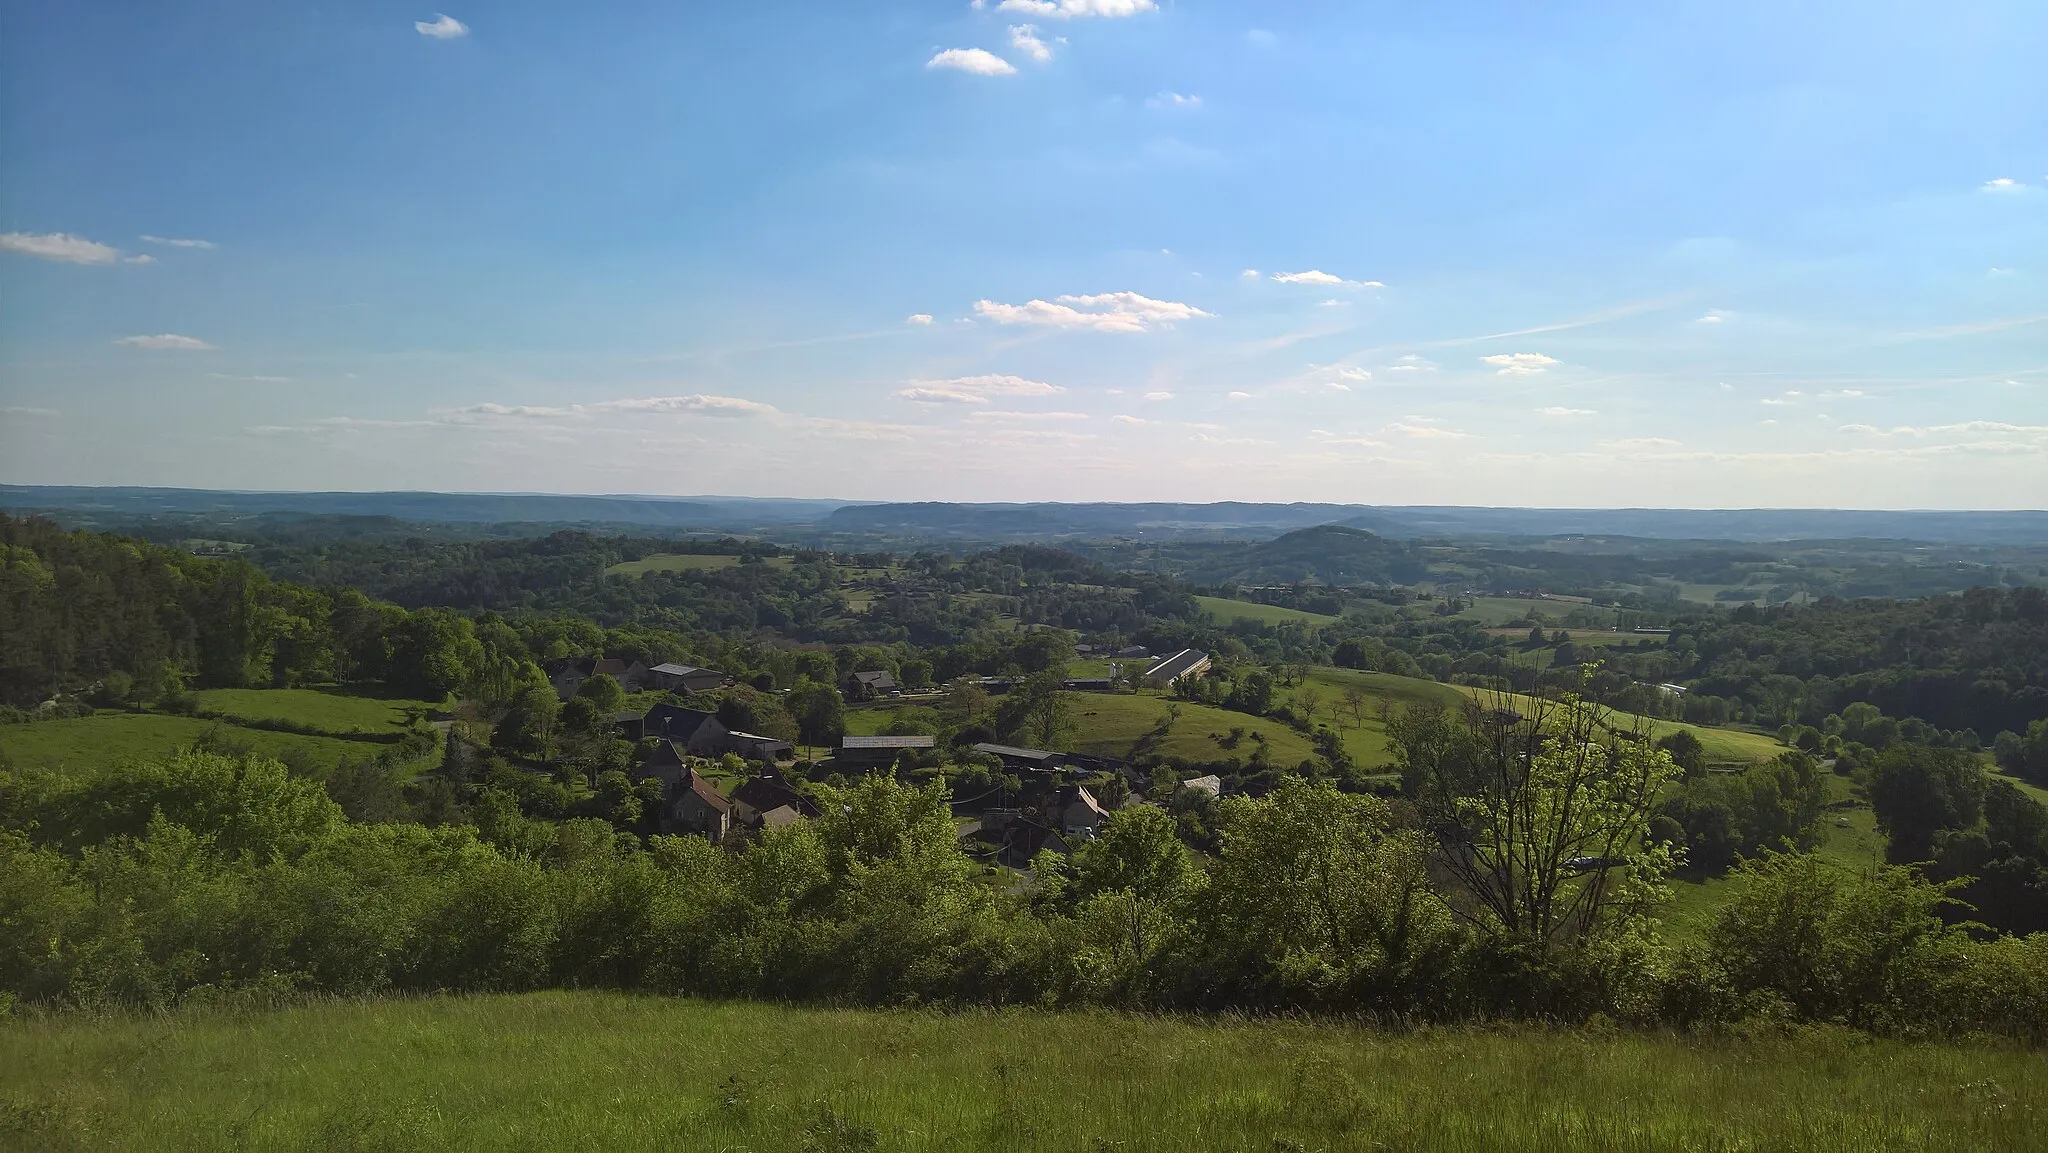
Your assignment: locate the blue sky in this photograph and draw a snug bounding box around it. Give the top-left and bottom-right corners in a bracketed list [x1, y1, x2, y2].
[2, 0, 2044, 507]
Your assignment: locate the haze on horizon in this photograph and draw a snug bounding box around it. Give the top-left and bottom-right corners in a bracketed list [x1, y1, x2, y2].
[2, 1, 2044, 509]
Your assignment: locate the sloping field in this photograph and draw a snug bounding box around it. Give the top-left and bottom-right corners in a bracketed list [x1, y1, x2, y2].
[0, 712, 384, 773]
[605, 554, 794, 577]
[1194, 595, 1339, 627]
[192, 688, 439, 735]
[1067, 692, 1320, 766]
[0, 993, 2038, 1152]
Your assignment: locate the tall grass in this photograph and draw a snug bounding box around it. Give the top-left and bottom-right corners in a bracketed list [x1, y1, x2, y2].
[2, 993, 2039, 1151]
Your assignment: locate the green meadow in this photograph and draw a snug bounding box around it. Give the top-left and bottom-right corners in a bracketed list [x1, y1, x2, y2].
[604, 553, 795, 577]
[0, 712, 380, 774]
[1194, 594, 1340, 627]
[2, 993, 2039, 1153]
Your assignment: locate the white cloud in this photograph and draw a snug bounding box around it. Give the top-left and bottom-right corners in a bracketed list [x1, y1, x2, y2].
[1537, 406, 1596, 417]
[1480, 352, 1557, 375]
[973, 291, 1211, 332]
[1112, 415, 1149, 424]
[1007, 24, 1052, 62]
[124, 254, 156, 264]
[963, 410, 1089, 422]
[1271, 269, 1384, 288]
[208, 373, 292, 383]
[1239, 268, 1259, 279]
[1818, 389, 1867, 401]
[3, 406, 60, 418]
[1760, 397, 1793, 406]
[996, 0, 1157, 18]
[1227, 391, 1253, 401]
[596, 394, 775, 417]
[1385, 354, 1437, 373]
[0, 232, 120, 265]
[1148, 91, 1201, 109]
[1695, 309, 1731, 324]
[1600, 437, 1682, 450]
[1386, 423, 1472, 439]
[1336, 367, 1371, 382]
[906, 313, 934, 325]
[1981, 177, 2020, 192]
[1759, 419, 1777, 425]
[114, 334, 215, 350]
[897, 374, 1063, 404]
[1142, 390, 1174, 401]
[1317, 299, 1346, 308]
[139, 235, 216, 249]
[415, 14, 468, 38]
[927, 48, 1016, 75]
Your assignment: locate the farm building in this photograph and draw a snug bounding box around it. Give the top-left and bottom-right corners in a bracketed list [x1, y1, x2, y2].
[1141, 648, 1211, 687]
[973, 743, 1066, 773]
[547, 656, 653, 699]
[631, 743, 731, 840]
[730, 772, 819, 828]
[839, 734, 936, 768]
[845, 670, 900, 699]
[649, 663, 726, 694]
[640, 703, 729, 756]
[726, 731, 794, 763]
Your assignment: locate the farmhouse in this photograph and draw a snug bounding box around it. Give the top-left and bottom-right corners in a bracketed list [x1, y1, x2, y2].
[547, 656, 653, 699]
[973, 743, 1066, 773]
[730, 772, 819, 828]
[838, 734, 936, 768]
[845, 669, 900, 699]
[631, 742, 731, 840]
[649, 663, 726, 694]
[1141, 648, 1211, 687]
[1048, 784, 1108, 838]
[1182, 774, 1223, 798]
[640, 703, 729, 756]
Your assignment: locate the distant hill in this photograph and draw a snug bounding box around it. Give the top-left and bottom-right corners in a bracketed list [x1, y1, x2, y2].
[4, 487, 2042, 546]
[1178, 525, 1429, 585]
[0, 486, 850, 531]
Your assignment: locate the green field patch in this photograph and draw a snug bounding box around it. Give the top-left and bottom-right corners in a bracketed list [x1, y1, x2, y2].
[1195, 595, 1339, 627]
[605, 554, 793, 577]
[1067, 692, 1320, 766]
[0, 993, 2036, 1152]
[192, 688, 440, 735]
[0, 711, 395, 774]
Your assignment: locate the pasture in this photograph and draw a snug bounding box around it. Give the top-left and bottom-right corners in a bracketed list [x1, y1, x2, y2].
[1194, 595, 1340, 627]
[191, 688, 440, 735]
[0, 712, 383, 774]
[1, 993, 2039, 1152]
[604, 553, 794, 577]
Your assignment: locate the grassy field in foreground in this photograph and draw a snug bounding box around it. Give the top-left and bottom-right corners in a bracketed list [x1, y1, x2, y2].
[1194, 594, 1340, 627]
[604, 553, 794, 577]
[191, 688, 441, 734]
[2, 993, 2039, 1152]
[0, 712, 387, 774]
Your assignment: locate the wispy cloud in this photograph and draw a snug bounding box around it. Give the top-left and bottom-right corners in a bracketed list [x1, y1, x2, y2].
[1695, 309, 1732, 324]
[114, 334, 215, 350]
[927, 48, 1016, 75]
[1142, 390, 1174, 401]
[1007, 24, 1052, 62]
[1480, 352, 1557, 375]
[963, 409, 1089, 422]
[415, 13, 468, 39]
[897, 374, 1063, 404]
[1271, 269, 1384, 288]
[905, 313, 934, 325]
[973, 291, 1210, 333]
[123, 254, 155, 264]
[452, 395, 777, 419]
[1980, 177, 2021, 192]
[1112, 414, 1149, 424]
[1385, 422, 1472, 440]
[139, 235, 216, 249]
[1537, 406, 1596, 417]
[1148, 91, 1201, 109]
[1601, 437, 1682, 450]
[208, 373, 292, 383]
[0, 232, 120, 265]
[2, 406, 60, 418]
[996, 0, 1157, 18]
